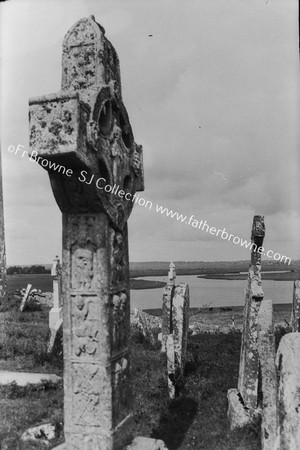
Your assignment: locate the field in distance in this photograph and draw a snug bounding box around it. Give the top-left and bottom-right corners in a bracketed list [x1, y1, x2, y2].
[129, 260, 300, 279]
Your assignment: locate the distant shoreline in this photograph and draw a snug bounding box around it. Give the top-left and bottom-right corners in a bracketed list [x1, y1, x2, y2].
[198, 271, 300, 281]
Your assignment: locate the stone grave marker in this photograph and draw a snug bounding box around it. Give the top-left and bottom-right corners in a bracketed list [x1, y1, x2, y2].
[29, 16, 144, 450]
[49, 256, 62, 329]
[291, 280, 300, 332]
[257, 299, 278, 450]
[166, 334, 175, 399]
[161, 262, 176, 352]
[238, 215, 265, 410]
[228, 215, 265, 429]
[165, 282, 189, 397]
[19, 284, 32, 312]
[276, 333, 300, 450]
[172, 283, 189, 378]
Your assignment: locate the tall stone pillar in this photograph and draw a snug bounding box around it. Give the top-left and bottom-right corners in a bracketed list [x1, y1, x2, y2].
[291, 280, 300, 332]
[161, 262, 176, 352]
[49, 256, 62, 329]
[227, 216, 265, 430]
[238, 215, 265, 409]
[29, 16, 144, 450]
[0, 147, 7, 301]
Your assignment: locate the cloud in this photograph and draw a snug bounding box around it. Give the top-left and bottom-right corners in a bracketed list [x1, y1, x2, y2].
[1, 0, 299, 264]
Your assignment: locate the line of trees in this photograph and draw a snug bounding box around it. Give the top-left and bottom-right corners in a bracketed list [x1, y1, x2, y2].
[7, 265, 51, 275]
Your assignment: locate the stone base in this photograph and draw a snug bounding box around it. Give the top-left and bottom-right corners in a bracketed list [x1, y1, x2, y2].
[227, 388, 252, 430]
[126, 436, 169, 450]
[53, 436, 169, 450]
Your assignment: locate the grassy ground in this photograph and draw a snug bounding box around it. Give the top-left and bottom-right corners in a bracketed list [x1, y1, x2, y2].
[131, 330, 260, 450]
[0, 297, 64, 449]
[0, 298, 261, 449]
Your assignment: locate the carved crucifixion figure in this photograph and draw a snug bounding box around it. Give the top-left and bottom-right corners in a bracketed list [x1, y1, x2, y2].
[29, 16, 144, 450]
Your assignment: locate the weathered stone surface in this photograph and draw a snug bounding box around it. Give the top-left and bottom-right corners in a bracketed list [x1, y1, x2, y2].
[0, 371, 61, 386]
[19, 284, 32, 312]
[161, 263, 176, 352]
[291, 280, 300, 332]
[172, 283, 189, 373]
[49, 256, 62, 329]
[21, 423, 56, 445]
[47, 317, 63, 355]
[238, 215, 265, 410]
[126, 436, 169, 450]
[134, 308, 161, 345]
[276, 333, 300, 450]
[0, 147, 7, 302]
[227, 388, 252, 430]
[257, 299, 278, 450]
[168, 262, 176, 285]
[166, 334, 175, 399]
[29, 15, 144, 450]
[161, 284, 174, 352]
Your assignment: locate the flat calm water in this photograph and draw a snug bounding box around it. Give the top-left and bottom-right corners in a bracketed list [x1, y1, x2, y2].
[7, 274, 294, 310]
[130, 275, 294, 309]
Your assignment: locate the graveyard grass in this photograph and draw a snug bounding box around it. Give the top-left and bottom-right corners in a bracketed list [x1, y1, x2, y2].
[0, 296, 263, 450]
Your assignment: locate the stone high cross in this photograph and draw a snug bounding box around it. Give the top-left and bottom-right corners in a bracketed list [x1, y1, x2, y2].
[29, 16, 144, 450]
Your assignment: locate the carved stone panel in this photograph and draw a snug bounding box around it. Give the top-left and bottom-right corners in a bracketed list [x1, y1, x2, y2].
[71, 295, 99, 358]
[72, 362, 107, 427]
[111, 229, 126, 289]
[112, 292, 128, 353]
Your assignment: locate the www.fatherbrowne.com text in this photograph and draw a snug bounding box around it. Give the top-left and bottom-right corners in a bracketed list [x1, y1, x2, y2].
[8, 144, 292, 265]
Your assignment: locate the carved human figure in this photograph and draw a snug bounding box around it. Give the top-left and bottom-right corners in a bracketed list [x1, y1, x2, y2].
[112, 292, 127, 349]
[73, 295, 98, 356]
[111, 232, 124, 285]
[111, 121, 123, 181]
[73, 248, 94, 289]
[87, 120, 100, 151]
[132, 143, 141, 175]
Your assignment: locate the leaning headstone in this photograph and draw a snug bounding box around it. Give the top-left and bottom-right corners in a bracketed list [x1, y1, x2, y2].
[0, 146, 7, 302]
[257, 299, 278, 450]
[19, 284, 32, 312]
[166, 334, 175, 399]
[29, 15, 144, 450]
[238, 215, 265, 410]
[161, 262, 176, 352]
[172, 283, 189, 376]
[276, 333, 300, 450]
[49, 256, 62, 329]
[291, 280, 300, 332]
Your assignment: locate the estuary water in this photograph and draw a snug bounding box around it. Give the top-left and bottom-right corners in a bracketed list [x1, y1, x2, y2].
[130, 275, 294, 310]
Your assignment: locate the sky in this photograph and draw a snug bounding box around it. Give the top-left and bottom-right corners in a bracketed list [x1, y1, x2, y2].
[0, 0, 299, 265]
